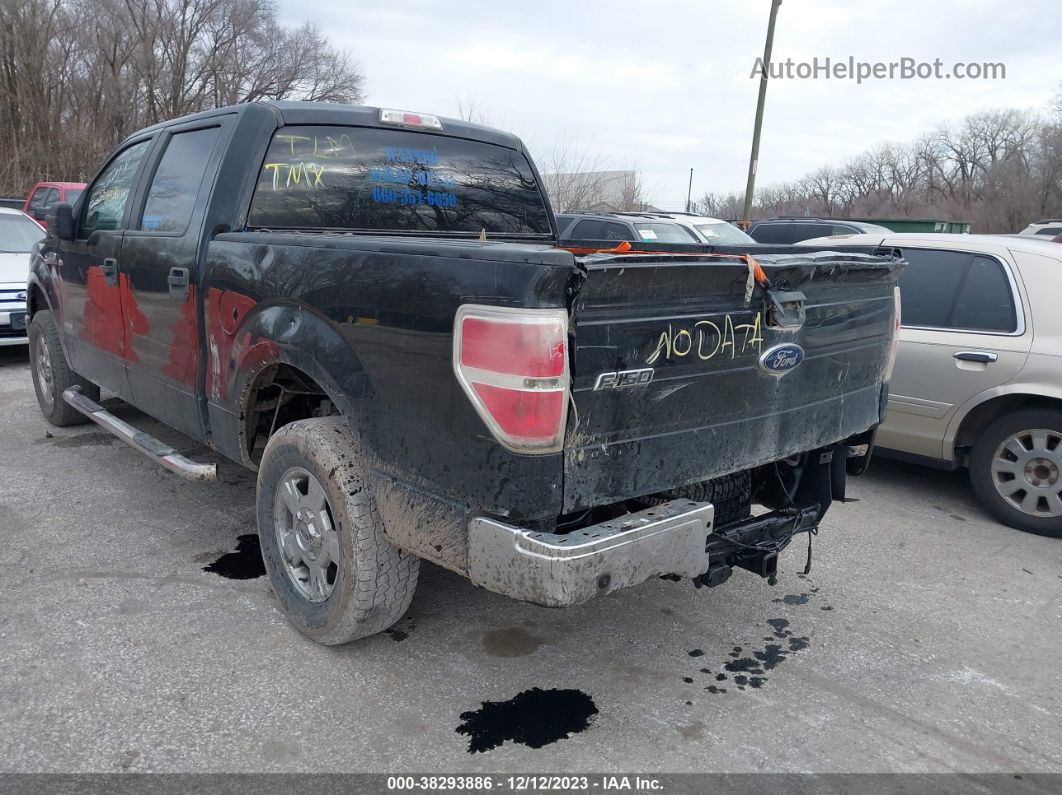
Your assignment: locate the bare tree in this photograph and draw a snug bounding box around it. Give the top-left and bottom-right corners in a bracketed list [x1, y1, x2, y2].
[721, 100, 1062, 233]
[540, 138, 616, 211]
[0, 0, 364, 196]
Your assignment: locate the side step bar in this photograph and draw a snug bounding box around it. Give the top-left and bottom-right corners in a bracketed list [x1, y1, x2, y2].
[62, 387, 217, 481]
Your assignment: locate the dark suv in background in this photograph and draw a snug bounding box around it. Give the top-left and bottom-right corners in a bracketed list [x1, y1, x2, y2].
[747, 217, 892, 244]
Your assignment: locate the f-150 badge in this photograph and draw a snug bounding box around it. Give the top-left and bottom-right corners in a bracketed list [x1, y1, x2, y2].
[593, 368, 655, 390]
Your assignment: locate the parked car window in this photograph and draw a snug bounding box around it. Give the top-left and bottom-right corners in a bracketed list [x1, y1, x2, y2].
[65, 188, 83, 205]
[0, 213, 47, 252]
[633, 222, 697, 243]
[897, 248, 972, 328]
[1034, 226, 1062, 236]
[39, 188, 60, 211]
[831, 224, 859, 235]
[603, 222, 633, 241]
[27, 189, 48, 212]
[81, 140, 152, 236]
[951, 255, 1016, 332]
[140, 127, 221, 233]
[568, 219, 604, 239]
[694, 222, 755, 244]
[749, 222, 825, 244]
[248, 125, 552, 235]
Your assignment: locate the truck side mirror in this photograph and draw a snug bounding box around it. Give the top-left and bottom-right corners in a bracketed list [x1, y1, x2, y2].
[53, 203, 75, 240]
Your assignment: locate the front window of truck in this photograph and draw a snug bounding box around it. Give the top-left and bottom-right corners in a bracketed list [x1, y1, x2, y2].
[247, 125, 552, 237]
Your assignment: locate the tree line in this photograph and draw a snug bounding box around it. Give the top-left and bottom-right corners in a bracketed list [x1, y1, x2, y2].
[0, 0, 364, 196]
[696, 93, 1062, 232]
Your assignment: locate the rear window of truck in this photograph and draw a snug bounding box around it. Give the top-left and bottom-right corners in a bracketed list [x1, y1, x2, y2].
[247, 125, 552, 236]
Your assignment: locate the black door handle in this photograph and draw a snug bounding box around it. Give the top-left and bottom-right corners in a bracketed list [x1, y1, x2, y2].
[954, 351, 998, 364]
[100, 257, 118, 287]
[167, 267, 190, 301]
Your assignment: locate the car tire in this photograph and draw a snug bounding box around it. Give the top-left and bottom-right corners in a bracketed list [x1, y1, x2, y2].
[257, 417, 420, 644]
[969, 408, 1062, 538]
[28, 309, 100, 427]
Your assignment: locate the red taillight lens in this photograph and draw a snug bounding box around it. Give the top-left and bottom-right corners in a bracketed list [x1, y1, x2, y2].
[454, 305, 570, 453]
[461, 317, 566, 377]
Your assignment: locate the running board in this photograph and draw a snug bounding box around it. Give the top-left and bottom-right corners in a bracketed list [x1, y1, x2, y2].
[62, 387, 217, 481]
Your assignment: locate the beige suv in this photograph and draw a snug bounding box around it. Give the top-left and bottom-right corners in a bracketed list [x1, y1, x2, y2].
[801, 233, 1062, 537]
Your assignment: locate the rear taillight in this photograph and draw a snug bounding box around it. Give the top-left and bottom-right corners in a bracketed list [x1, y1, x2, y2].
[884, 286, 901, 382]
[454, 305, 569, 453]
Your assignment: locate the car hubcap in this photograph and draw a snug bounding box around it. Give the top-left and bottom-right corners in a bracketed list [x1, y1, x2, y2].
[990, 429, 1062, 518]
[273, 467, 340, 602]
[36, 337, 54, 409]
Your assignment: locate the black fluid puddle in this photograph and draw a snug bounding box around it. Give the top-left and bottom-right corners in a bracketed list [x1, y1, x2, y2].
[688, 616, 812, 695]
[202, 534, 265, 579]
[456, 688, 597, 753]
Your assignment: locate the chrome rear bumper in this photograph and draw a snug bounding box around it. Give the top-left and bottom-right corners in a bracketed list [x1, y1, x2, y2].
[467, 499, 714, 607]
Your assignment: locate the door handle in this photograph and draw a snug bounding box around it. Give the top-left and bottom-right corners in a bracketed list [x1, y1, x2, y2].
[167, 267, 190, 301]
[100, 257, 118, 287]
[954, 351, 998, 364]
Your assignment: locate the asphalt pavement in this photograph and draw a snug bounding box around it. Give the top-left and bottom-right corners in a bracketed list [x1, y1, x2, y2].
[0, 345, 1059, 774]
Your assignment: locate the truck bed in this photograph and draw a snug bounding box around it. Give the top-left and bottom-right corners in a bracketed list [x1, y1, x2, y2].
[564, 247, 900, 512]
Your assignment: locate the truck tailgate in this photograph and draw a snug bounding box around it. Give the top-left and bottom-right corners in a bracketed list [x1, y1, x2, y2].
[563, 250, 901, 512]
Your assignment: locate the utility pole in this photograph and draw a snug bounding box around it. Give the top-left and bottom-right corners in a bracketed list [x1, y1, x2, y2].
[742, 0, 782, 227]
[686, 168, 694, 212]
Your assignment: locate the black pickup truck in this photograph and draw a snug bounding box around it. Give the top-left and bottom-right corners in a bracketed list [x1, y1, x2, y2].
[27, 102, 901, 644]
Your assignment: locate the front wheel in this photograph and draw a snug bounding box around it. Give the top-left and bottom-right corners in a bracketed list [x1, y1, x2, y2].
[257, 417, 420, 644]
[969, 408, 1062, 538]
[28, 309, 100, 427]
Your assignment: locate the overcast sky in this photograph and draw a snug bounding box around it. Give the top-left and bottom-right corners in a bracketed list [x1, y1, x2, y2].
[279, 0, 1061, 210]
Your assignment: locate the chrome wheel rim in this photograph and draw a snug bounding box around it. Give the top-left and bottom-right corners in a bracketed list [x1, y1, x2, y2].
[990, 429, 1062, 518]
[273, 467, 341, 602]
[36, 336, 54, 409]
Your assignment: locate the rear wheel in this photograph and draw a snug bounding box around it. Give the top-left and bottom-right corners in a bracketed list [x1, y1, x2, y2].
[257, 417, 420, 644]
[969, 408, 1062, 538]
[28, 309, 99, 427]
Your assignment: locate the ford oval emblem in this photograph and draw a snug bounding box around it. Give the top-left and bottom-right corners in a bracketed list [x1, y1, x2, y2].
[759, 343, 805, 376]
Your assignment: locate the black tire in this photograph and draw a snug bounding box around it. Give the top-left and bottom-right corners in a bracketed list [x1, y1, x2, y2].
[647, 470, 752, 528]
[28, 309, 100, 427]
[257, 417, 420, 644]
[969, 408, 1062, 538]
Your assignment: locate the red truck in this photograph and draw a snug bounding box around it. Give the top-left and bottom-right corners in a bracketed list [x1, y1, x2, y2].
[22, 182, 85, 227]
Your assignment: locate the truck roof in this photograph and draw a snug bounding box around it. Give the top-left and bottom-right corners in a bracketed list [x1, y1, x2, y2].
[120, 101, 525, 152]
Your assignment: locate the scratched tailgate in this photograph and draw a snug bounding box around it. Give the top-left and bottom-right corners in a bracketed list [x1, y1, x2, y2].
[563, 250, 901, 513]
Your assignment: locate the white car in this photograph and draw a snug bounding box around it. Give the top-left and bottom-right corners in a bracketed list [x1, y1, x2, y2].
[800, 232, 1062, 536]
[1018, 219, 1062, 238]
[627, 212, 756, 245]
[0, 208, 45, 346]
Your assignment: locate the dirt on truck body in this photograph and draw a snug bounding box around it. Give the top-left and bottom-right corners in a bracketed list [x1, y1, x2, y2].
[28, 100, 902, 643]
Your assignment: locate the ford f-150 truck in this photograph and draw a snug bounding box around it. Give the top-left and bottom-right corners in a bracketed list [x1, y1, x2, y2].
[28, 102, 902, 644]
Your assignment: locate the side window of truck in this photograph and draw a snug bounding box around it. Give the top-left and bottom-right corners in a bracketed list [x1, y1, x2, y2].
[81, 140, 152, 237]
[139, 126, 221, 233]
[28, 188, 47, 213]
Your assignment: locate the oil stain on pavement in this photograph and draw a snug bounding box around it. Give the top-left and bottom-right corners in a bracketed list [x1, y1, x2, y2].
[456, 688, 598, 753]
[202, 534, 266, 579]
[683, 616, 815, 697]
